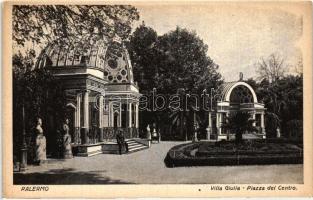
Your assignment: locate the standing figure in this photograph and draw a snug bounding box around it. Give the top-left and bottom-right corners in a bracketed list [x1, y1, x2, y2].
[121, 131, 128, 153]
[152, 123, 158, 143]
[157, 128, 161, 143]
[63, 118, 73, 159]
[146, 124, 151, 147]
[116, 130, 123, 155]
[35, 118, 46, 165]
[276, 127, 281, 138]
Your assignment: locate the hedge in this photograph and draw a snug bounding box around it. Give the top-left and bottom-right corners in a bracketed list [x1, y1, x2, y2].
[164, 140, 303, 167]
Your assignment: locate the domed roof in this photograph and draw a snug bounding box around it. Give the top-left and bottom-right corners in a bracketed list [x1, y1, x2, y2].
[36, 40, 134, 84]
[216, 81, 258, 103]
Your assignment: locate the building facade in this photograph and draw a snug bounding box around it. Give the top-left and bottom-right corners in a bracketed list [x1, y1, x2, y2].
[207, 79, 266, 141]
[36, 41, 141, 148]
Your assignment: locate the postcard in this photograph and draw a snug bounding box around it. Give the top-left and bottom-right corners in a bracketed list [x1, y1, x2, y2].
[3, 1, 313, 198]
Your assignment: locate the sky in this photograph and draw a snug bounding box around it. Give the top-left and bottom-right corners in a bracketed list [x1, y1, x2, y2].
[133, 3, 303, 81]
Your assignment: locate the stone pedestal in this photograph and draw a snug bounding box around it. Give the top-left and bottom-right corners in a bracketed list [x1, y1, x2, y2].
[74, 143, 104, 157]
[81, 127, 89, 144]
[35, 134, 47, 164]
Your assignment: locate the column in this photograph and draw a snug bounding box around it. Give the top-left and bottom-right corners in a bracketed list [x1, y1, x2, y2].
[206, 112, 212, 140]
[252, 112, 256, 126]
[128, 103, 132, 128]
[119, 102, 122, 127]
[81, 90, 89, 144]
[75, 93, 81, 144]
[109, 103, 113, 127]
[261, 112, 266, 137]
[135, 103, 139, 128]
[99, 95, 104, 142]
[216, 112, 220, 135]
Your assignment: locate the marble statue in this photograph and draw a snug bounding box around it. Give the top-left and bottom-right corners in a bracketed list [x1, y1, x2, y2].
[35, 118, 46, 164]
[63, 118, 73, 159]
[192, 122, 199, 143]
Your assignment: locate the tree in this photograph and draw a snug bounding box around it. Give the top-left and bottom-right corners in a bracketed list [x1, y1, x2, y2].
[255, 74, 303, 138]
[127, 22, 158, 93]
[155, 27, 222, 95]
[13, 5, 139, 50]
[128, 26, 222, 140]
[223, 111, 257, 143]
[256, 53, 287, 83]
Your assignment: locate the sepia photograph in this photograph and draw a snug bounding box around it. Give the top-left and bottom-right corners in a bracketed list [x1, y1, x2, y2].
[2, 1, 313, 198]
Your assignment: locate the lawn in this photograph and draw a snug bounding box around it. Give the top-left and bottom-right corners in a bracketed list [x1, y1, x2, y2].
[164, 139, 303, 167]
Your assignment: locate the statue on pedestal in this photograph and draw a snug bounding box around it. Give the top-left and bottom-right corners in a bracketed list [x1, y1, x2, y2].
[192, 122, 199, 143]
[63, 118, 73, 159]
[35, 118, 46, 165]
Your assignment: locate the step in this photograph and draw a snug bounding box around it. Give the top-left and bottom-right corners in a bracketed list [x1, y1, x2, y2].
[126, 141, 138, 144]
[125, 140, 149, 154]
[128, 146, 149, 153]
[128, 143, 144, 148]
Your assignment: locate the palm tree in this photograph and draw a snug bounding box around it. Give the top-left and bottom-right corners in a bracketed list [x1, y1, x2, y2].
[169, 105, 201, 141]
[222, 111, 257, 143]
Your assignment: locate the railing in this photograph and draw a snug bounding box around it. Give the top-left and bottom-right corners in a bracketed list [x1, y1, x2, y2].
[72, 127, 139, 145]
[103, 127, 139, 141]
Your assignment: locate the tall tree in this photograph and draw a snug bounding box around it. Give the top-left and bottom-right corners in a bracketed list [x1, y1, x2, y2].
[256, 53, 287, 83]
[155, 27, 222, 95]
[127, 22, 158, 93]
[256, 75, 303, 138]
[128, 26, 222, 140]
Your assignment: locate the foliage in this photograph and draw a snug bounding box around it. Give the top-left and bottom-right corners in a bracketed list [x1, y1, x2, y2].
[256, 75, 303, 137]
[165, 141, 303, 167]
[285, 119, 303, 139]
[128, 25, 222, 139]
[222, 111, 257, 143]
[13, 56, 67, 159]
[13, 5, 139, 49]
[256, 53, 287, 83]
[155, 27, 222, 94]
[264, 112, 280, 138]
[127, 23, 158, 92]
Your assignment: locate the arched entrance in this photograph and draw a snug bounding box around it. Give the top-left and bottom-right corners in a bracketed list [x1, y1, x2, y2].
[209, 81, 266, 141]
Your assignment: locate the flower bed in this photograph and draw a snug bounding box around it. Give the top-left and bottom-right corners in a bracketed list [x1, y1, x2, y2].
[164, 140, 303, 167]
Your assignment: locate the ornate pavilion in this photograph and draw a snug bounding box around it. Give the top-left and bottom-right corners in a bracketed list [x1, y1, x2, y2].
[36, 40, 144, 156]
[207, 76, 266, 141]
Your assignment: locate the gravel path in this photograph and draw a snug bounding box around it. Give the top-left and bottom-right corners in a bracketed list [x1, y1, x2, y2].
[14, 141, 303, 184]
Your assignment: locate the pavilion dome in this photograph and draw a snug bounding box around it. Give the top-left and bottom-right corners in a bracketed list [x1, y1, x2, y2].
[216, 81, 258, 103]
[36, 40, 134, 84]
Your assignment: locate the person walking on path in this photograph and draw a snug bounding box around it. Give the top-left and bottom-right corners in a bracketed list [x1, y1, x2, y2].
[121, 132, 128, 153]
[146, 124, 152, 147]
[116, 130, 123, 155]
